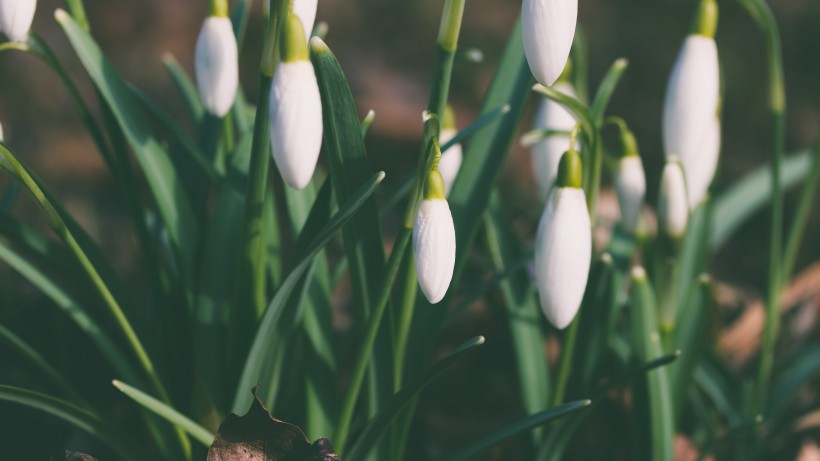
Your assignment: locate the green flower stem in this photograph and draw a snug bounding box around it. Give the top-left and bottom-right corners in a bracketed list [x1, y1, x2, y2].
[64, 0, 90, 31]
[393, 255, 419, 388]
[235, 0, 286, 337]
[737, 0, 785, 418]
[781, 138, 820, 281]
[209, 0, 229, 17]
[333, 227, 412, 455]
[428, 0, 464, 118]
[551, 318, 579, 406]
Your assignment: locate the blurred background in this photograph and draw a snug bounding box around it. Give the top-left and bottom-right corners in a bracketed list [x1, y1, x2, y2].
[0, 0, 819, 459]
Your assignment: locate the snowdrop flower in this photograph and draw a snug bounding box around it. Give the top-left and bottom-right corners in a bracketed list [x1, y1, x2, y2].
[521, 0, 576, 87]
[269, 15, 323, 190]
[437, 106, 463, 197]
[612, 124, 646, 233]
[663, 0, 720, 206]
[195, 2, 238, 117]
[531, 80, 578, 200]
[292, 0, 317, 42]
[658, 158, 689, 239]
[413, 166, 456, 304]
[534, 148, 591, 330]
[0, 0, 36, 43]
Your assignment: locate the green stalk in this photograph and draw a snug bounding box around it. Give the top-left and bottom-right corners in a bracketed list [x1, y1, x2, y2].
[64, 0, 90, 31]
[781, 138, 820, 280]
[234, 1, 286, 350]
[551, 319, 579, 406]
[333, 228, 412, 454]
[736, 0, 785, 418]
[428, 0, 465, 118]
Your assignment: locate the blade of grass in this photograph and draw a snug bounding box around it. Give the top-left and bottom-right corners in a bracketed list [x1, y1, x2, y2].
[112, 380, 214, 446]
[484, 193, 550, 426]
[630, 267, 674, 461]
[710, 151, 809, 249]
[589, 58, 629, 123]
[0, 322, 88, 406]
[447, 400, 592, 461]
[782, 137, 820, 280]
[0, 385, 143, 461]
[232, 171, 386, 413]
[163, 54, 205, 123]
[346, 336, 486, 461]
[56, 10, 199, 290]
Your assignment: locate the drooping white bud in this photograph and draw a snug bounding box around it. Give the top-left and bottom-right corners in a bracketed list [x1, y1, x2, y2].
[658, 159, 689, 239]
[521, 0, 577, 87]
[413, 170, 456, 304]
[0, 0, 36, 43]
[195, 16, 239, 117]
[662, 35, 719, 168]
[292, 0, 317, 42]
[269, 17, 323, 190]
[682, 116, 720, 210]
[534, 150, 590, 330]
[531, 82, 577, 200]
[269, 61, 323, 190]
[615, 155, 646, 233]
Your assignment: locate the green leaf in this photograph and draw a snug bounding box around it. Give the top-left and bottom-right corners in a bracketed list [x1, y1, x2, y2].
[630, 268, 675, 461]
[232, 171, 386, 413]
[56, 10, 199, 286]
[346, 336, 486, 461]
[447, 400, 592, 461]
[0, 385, 144, 461]
[162, 53, 205, 123]
[484, 193, 550, 423]
[589, 58, 629, 122]
[112, 380, 214, 446]
[767, 344, 820, 415]
[670, 275, 713, 416]
[0, 322, 87, 406]
[0, 219, 141, 386]
[710, 151, 810, 249]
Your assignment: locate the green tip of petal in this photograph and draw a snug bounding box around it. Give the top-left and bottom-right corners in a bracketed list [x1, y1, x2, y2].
[619, 128, 640, 158]
[693, 0, 718, 38]
[281, 15, 309, 63]
[424, 169, 447, 200]
[556, 149, 583, 189]
[210, 0, 229, 17]
[443, 105, 457, 130]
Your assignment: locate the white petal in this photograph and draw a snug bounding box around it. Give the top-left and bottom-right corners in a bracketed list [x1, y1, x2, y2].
[0, 0, 36, 43]
[0, 120, 4, 142]
[534, 187, 591, 329]
[682, 117, 721, 209]
[195, 16, 239, 117]
[413, 199, 456, 304]
[663, 35, 719, 162]
[659, 160, 689, 238]
[521, 0, 577, 87]
[438, 128, 463, 197]
[269, 61, 324, 190]
[532, 82, 577, 200]
[614, 155, 646, 233]
[292, 0, 317, 42]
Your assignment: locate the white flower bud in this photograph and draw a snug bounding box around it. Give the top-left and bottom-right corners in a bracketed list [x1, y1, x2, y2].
[438, 128, 462, 197]
[292, 0, 317, 42]
[662, 35, 719, 168]
[521, 0, 577, 87]
[535, 186, 591, 330]
[269, 60, 324, 190]
[195, 16, 239, 117]
[682, 116, 720, 209]
[614, 155, 646, 233]
[658, 159, 689, 239]
[0, 0, 36, 43]
[413, 196, 456, 304]
[531, 82, 577, 200]
[0, 121, 4, 142]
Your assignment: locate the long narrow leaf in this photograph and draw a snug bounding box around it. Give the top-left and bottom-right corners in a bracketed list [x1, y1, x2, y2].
[112, 380, 214, 446]
[233, 171, 386, 413]
[346, 336, 486, 461]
